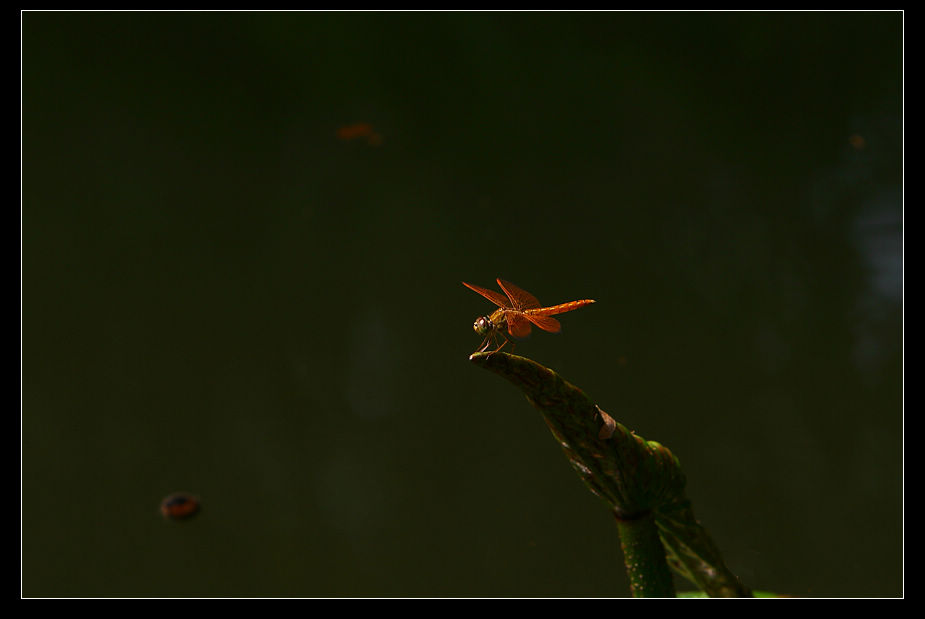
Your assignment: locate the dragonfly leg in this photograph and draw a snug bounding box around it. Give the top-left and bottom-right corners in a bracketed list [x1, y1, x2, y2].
[491, 332, 511, 355]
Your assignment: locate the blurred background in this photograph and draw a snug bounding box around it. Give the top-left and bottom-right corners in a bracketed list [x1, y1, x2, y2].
[22, 11, 902, 597]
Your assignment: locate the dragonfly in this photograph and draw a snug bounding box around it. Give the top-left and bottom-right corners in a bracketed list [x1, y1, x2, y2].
[462, 278, 595, 354]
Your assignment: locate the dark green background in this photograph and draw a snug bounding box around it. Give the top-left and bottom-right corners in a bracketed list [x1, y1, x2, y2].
[23, 11, 903, 597]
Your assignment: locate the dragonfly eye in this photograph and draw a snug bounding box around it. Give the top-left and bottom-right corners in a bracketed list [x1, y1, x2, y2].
[473, 317, 491, 335]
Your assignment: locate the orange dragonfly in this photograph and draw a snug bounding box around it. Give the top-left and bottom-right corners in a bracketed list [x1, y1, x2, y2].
[462, 278, 595, 354]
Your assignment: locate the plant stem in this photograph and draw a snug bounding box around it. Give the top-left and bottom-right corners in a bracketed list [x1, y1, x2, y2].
[614, 510, 675, 598]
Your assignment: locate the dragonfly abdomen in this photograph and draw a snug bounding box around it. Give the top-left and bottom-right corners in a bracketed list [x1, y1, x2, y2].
[528, 299, 596, 316]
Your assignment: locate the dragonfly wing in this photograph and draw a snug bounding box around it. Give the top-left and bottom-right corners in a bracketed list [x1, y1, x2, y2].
[496, 279, 542, 310]
[506, 313, 533, 338]
[463, 281, 513, 308]
[525, 314, 561, 333]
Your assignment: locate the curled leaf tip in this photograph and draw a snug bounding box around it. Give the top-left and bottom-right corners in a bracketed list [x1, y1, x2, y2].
[596, 405, 617, 440]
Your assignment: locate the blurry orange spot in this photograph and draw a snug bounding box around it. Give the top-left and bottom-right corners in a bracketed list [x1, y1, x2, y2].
[337, 123, 384, 146]
[337, 123, 374, 140]
[160, 492, 201, 521]
[849, 134, 866, 150]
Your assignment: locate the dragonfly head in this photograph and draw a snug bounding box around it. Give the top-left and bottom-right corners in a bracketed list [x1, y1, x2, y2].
[473, 316, 493, 336]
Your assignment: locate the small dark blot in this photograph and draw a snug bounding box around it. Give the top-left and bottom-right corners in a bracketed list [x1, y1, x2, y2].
[160, 492, 201, 521]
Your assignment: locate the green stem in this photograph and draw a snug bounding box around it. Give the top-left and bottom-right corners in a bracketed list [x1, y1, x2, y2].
[614, 510, 675, 598]
[469, 352, 750, 597]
